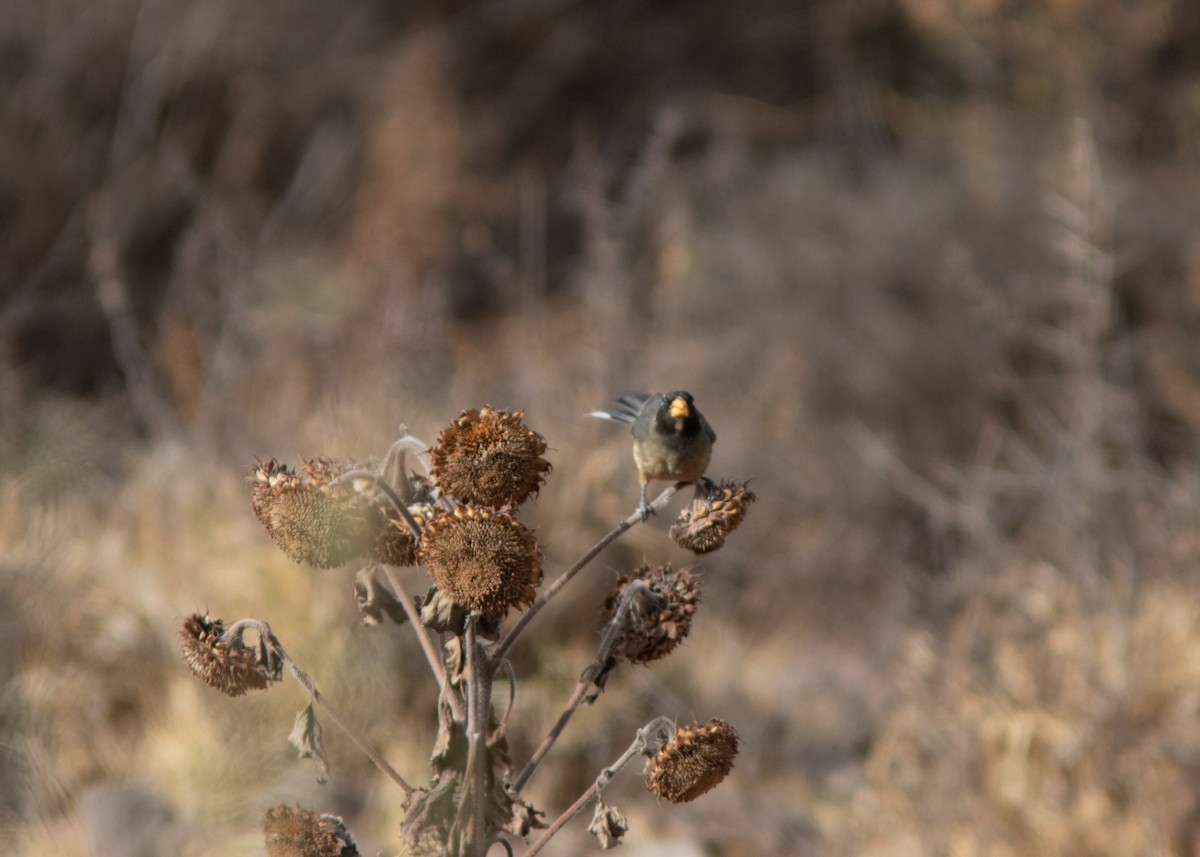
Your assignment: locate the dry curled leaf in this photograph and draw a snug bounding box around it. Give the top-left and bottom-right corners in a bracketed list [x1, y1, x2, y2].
[289, 702, 330, 783]
[587, 801, 628, 849]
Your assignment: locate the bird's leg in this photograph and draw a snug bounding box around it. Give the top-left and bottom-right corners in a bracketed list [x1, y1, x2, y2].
[637, 481, 653, 522]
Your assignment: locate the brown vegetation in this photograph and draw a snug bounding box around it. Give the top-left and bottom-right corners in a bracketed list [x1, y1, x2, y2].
[5, 0, 1200, 854]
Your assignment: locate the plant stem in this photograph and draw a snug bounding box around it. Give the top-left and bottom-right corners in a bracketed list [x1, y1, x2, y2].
[333, 468, 424, 538]
[512, 580, 653, 792]
[493, 485, 679, 666]
[378, 566, 465, 722]
[523, 717, 675, 857]
[460, 615, 491, 857]
[379, 430, 432, 501]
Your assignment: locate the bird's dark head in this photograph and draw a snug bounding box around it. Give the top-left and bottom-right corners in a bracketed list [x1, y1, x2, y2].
[658, 391, 699, 434]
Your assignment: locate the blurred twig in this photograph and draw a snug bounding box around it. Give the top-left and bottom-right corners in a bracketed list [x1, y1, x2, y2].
[84, 0, 182, 436]
[524, 716, 674, 857]
[87, 195, 177, 436]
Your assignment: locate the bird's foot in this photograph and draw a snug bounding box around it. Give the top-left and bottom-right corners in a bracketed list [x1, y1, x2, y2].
[637, 502, 655, 523]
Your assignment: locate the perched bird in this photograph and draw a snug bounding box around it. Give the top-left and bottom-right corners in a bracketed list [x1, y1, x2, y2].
[587, 391, 717, 520]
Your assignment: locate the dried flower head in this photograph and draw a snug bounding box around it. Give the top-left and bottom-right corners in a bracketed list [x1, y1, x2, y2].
[262, 805, 357, 857]
[419, 506, 542, 615]
[430, 406, 551, 508]
[251, 458, 384, 568]
[669, 480, 756, 555]
[605, 564, 700, 665]
[374, 503, 434, 567]
[179, 614, 279, 697]
[645, 718, 739, 803]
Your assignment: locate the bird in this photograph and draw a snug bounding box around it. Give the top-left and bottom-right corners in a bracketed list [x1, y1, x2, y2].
[587, 391, 717, 520]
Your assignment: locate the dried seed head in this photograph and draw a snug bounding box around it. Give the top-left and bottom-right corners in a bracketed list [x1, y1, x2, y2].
[645, 718, 740, 803]
[430, 406, 551, 508]
[605, 564, 700, 665]
[251, 458, 384, 568]
[669, 480, 757, 555]
[179, 614, 278, 697]
[374, 503, 434, 566]
[419, 506, 542, 616]
[262, 805, 356, 857]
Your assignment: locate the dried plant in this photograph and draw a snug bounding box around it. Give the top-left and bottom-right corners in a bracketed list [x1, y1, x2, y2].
[644, 718, 740, 803]
[670, 479, 757, 555]
[180, 408, 754, 855]
[262, 805, 360, 857]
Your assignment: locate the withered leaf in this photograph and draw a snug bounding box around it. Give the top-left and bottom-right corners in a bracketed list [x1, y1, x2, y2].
[354, 566, 409, 626]
[587, 801, 628, 849]
[288, 702, 331, 783]
[506, 794, 546, 838]
[419, 586, 467, 635]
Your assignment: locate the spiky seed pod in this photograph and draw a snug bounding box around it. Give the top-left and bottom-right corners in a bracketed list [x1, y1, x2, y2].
[669, 480, 757, 555]
[374, 503, 434, 566]
[605, 564, 700, 665]
[179, 614, 277, 697]
[429, 406, 551, 508]
[645, 719, 740, 803]
[251, 458, 384, 568]
[419, 506, 542, 616]
[262, 805, 357, 857]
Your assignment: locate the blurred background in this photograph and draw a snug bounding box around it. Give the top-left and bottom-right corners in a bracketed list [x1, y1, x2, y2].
[5, 0, 1200, 854]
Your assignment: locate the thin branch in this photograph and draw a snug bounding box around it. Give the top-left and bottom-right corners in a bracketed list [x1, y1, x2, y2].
[226, 619, 413, 794]
[493, 484, 679, 665]
[381, 430, 433, 475]
[377, 565, 465, 722]
[333, 469, 423, 538]
[512, 580, 654, 792]
[334, 468, 460, 722]
[87, 196, 177, 436]
[493, 658, 516, 737]
[523, 717, 675, 857]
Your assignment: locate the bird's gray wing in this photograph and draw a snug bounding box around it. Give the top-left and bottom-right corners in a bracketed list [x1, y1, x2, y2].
[615, 392, 654, 417]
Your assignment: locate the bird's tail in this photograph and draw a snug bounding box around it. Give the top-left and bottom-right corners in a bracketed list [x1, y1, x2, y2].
[585, 392, 652, 424]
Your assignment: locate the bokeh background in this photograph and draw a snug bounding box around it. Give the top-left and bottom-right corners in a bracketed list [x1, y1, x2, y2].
[5, 0, 1200, 854]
